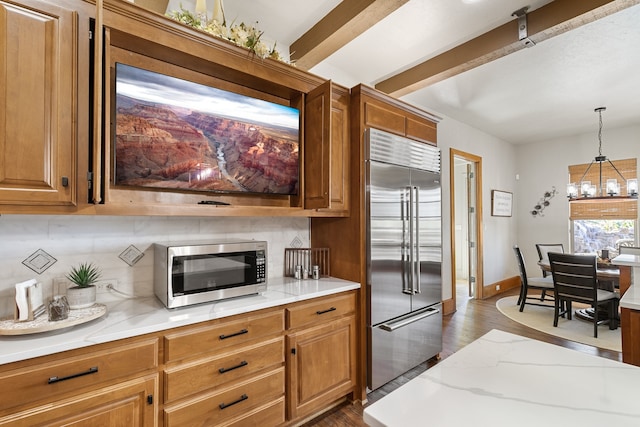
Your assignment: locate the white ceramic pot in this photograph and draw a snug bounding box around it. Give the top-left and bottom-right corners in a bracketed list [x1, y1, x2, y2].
[66, 285, 96, 309]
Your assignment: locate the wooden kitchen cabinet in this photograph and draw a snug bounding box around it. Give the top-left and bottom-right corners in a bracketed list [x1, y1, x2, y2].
[0, 375, 158, 427]
[0, 0, 77, 207]
[286, 292, 357, 420]
[304, 81, 350, 214]
[0, 338, 159, 425]
[162, 308, 286, 426]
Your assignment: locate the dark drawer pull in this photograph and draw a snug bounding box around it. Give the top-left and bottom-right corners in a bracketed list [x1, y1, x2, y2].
[219, 329, 248, 340]
[219, 360, 248, 374]
[219, 394, 248, 410]
[316, 307, 337, 315]
[48, 366, 98, 384]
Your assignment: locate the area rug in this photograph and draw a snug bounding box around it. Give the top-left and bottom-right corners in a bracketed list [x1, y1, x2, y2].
[496, 295, 621, 352]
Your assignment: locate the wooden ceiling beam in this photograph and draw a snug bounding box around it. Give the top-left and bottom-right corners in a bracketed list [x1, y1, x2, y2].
[375, 0, 640, 97]
[290, 0, 408, 70]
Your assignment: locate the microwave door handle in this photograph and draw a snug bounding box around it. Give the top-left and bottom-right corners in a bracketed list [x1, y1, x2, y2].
[402, 187, 412, 295]
[414, 186, 421, 295]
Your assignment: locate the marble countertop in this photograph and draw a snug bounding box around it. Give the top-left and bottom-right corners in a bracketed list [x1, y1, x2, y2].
[0, 277, 359, 365]
[364, 329, 640, 427]
[611, 254, 640, 310]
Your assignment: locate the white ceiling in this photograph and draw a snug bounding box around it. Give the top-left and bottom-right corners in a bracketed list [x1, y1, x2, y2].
[165, 0, 640, 145]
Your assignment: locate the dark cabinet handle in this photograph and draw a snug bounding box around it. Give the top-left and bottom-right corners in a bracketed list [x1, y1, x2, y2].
[61, 176, 69, 187]
[219, 394, 248, 410]
[219, 360, 248, 374]
[48, 366, 98, 384]
[316, 307, 337, 315]
[219, 329, 248, 340]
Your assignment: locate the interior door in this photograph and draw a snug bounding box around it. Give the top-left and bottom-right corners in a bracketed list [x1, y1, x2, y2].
[411, 168, 442, 311]
[368, 160, 412, 326]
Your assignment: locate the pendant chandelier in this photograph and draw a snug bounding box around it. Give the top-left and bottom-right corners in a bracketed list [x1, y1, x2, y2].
[566, 107, 638, 201]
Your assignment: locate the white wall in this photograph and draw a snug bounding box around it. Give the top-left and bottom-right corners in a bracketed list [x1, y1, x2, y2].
[515, 123, 640, 276]
[436, 115, 518, 301]
[0, 215, 309, 317]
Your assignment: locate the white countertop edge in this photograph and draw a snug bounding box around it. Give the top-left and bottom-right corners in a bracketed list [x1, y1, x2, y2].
[0, 277, 360, 365]
[612, 254, 640, 309]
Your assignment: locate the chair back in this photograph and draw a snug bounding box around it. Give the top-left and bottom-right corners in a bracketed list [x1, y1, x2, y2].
[548, 252, 597, 304]
[535, 243, 565, 263]
[513, 245, 529, 285]
[619, 246, 640, 255]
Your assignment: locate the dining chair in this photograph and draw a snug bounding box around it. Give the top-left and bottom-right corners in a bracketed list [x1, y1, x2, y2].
[535, 243, 565, 277]
[513, 245, 554, 312]
[619, 246, 640, 255]
[548, 252, 619, 338]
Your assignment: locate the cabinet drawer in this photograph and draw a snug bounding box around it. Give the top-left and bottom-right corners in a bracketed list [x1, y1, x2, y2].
[0, 338, 158, 412]
[224, 397, 285, 427]
[164, 310, 284, 362]
[164, 337, 284, 402]
[286, 293, 355, 329]
[164, 367, 285, 427]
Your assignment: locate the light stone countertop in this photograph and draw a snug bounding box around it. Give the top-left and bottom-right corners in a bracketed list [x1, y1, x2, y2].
[0, 276, 360, 365]
[611, 254, 640, 310]
[363, 329, 640, 427]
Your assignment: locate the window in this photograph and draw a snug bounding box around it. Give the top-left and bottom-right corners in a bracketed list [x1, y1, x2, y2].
[572, 219, 635, 255]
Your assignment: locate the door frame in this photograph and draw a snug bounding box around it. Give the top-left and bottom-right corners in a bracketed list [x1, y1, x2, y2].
[449, 149, 484, 309]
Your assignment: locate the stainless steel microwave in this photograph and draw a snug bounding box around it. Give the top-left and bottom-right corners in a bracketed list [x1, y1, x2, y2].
[154, 240, 267, 309]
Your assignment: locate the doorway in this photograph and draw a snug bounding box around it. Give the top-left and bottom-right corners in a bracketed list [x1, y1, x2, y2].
[450, 149, 483, 310]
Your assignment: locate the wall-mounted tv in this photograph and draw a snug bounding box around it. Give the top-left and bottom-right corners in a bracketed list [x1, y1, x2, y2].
[113, 63, 300, 196]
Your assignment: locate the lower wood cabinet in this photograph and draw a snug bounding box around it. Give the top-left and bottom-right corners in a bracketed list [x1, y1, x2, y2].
[0, 291, 358, 426]
[0, 375, 157, 426]
[285, 293, 357, 420]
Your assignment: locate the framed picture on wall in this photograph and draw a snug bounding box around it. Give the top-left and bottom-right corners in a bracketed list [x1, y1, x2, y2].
[491, 190, 512, 217]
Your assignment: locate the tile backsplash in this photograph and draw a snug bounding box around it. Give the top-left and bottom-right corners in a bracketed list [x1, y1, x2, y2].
[0, 215, 309, 317]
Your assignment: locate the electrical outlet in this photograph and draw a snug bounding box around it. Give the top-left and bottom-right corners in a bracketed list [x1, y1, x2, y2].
[95, 279, 118, 293]
[496, 284, 501, 291]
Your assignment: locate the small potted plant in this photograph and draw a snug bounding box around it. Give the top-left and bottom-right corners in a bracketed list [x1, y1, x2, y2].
[65, 262, 101, 309]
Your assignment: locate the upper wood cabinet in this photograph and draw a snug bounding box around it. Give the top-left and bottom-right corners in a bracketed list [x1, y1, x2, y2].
[304, 81, 350, 213]
[0, 0, 77, 208]
[356, 84, 438, 145]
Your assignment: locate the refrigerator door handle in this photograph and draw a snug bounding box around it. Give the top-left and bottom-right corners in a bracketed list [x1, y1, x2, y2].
[378, 306, 440, 331]
[414, 186, 421, 295]
[408, 185, 415, 294]
[402, 186, 412, 294]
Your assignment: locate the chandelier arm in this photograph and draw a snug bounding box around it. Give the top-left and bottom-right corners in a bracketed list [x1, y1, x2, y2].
[606, 159, 629, 182]
[577, 161, 596, 184]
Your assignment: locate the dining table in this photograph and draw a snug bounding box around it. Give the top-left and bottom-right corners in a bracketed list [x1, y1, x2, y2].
[537, 259, 621, 323]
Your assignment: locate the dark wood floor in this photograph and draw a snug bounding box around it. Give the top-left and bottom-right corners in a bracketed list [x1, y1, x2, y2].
[302, 287, 622, 426]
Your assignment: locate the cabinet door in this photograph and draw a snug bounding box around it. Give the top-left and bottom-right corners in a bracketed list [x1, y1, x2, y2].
[287, 315, 356, 420]
[0, 0, 75, 206]
[327, 84, 350, 213]
[304, 80, 331, 209]
[304, 81, 350, 213]
[0, 375, 157, 427]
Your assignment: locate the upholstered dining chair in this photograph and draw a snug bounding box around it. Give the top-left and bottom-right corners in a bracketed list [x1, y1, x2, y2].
[513, 245, 554, 312]
[535, 243, 565, 277]
[619, 246, 640, 255]
[548, 252, 619, 338]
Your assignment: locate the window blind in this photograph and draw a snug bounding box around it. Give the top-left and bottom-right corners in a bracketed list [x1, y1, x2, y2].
[569, 158, 637, 220]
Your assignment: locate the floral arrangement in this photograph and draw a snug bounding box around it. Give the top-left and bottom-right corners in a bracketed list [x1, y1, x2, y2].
[166, 6, 292, 65]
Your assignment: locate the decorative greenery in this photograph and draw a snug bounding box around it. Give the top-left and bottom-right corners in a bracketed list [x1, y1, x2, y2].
[66, 262, 102, 288]
[166, 6, 292, 64]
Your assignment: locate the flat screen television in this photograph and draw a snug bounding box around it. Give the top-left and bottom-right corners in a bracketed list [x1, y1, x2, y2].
[113, 63, 300, 196]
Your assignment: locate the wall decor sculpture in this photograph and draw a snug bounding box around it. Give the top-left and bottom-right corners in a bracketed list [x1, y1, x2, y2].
[531, 186, 558, 217]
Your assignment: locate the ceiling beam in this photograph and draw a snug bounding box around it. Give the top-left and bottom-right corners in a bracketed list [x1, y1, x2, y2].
[375, 0, 640, 97]
[290, 0, 408, 70]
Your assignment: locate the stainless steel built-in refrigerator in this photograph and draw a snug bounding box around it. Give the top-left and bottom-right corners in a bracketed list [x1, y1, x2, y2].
[366, 128, 442, 391]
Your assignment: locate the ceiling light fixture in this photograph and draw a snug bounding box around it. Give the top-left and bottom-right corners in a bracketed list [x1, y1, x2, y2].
[567, 107, 638, 201]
